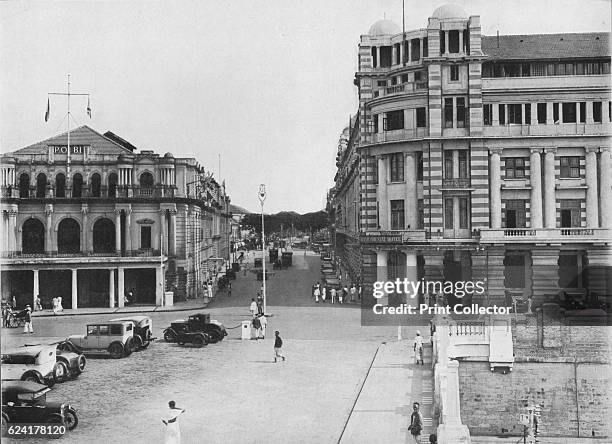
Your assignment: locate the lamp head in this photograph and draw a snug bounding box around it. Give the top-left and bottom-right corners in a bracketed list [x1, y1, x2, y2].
[258, 184, 266, 203]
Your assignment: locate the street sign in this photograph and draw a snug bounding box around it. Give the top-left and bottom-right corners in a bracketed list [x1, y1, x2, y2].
[519, 413, 530, 426]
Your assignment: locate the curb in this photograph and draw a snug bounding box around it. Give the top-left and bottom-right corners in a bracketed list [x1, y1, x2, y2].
[30, 301, 210, 318]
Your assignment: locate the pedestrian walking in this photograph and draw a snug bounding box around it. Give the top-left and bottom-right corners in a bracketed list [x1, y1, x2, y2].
[252, 315, 262, 340]
[413, 331, 424, 365]
[259, 313, 267, 339]
[22, 305, 33, 334]
[162, 400, 186, 444]
[52, 297, 59, 315]
[57, 296, 64, 312]
[250, 298, 257, 316]
[273, 330, 286, 363]
[408, 402, 423, 443]
[314, 286, 320, 303]
[330, 287, 336, 304]
[321, 286, 327, 303]
[257, 296, 264, 315]
[350, 284, 356, 303]
[34, 295, 43, 311]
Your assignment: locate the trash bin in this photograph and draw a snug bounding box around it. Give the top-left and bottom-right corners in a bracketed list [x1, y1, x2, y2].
[241, 320, 252, 340]
[164, 291, 174, 307]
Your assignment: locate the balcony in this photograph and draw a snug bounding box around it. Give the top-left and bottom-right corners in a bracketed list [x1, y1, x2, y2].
[479, 228, 611, 243]
[363, 128, 429, 145]
[0, 249, 164, 266]
[1, 249, 162, 259]
[441, 178, 471, 189]
[483, 74, 609, 92]
[482, 122, 611, 138]
[360, 230, 427, 245]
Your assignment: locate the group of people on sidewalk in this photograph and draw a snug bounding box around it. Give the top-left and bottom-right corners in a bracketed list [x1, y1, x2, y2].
[311, 282, 361, 304]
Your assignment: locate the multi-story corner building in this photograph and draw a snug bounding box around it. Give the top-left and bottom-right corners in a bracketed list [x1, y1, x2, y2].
[332, 3, 611, 305]
[0, 125, 232, 310]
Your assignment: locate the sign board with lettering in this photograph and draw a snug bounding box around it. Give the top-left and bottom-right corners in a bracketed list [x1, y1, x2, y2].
[50, 145, 88, 155]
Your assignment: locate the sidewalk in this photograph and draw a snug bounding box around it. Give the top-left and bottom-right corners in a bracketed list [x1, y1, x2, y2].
[30, 297, 209, 318]
[339, 340, 434, 444]
[471, 437, 608, 443]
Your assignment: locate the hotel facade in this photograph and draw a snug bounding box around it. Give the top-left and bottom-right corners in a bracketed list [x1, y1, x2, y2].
[0, 126, 232, 310]
[331, 4, 611, 306]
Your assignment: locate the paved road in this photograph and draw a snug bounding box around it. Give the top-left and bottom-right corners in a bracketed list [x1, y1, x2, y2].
[1, 250, 428, 444]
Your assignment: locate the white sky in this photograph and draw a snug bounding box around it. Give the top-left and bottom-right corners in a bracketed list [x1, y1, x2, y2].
[1, 0, 610, 213]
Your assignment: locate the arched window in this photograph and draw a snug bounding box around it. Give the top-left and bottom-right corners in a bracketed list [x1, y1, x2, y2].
[22, 218, 45, 253]
[36, 173, 47, 198]
[72, 173, 83, 198]
[19, 173, 29, 198]
[139, 172, 154, 188]
[108, 173, 118, 197]
[57, 218, 80, 253]
[56, 173, 66, 198]
[93, 218, 115, 253]
[91, 173, 101, 197]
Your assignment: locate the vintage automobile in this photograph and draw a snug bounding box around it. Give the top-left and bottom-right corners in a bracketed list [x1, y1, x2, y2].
[54, 346, 87, 382]
[163, 313, 227, 344]
[1, 345, 63, 386]
[62, 321, 135, 359]
[110, 316, 154, 350]
[1, 381, 78, 434]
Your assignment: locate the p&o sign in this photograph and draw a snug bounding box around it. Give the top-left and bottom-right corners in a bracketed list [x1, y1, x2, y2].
[51, 145, 88, 154]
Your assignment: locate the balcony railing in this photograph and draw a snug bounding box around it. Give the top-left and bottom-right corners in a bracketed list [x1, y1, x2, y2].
[1, 249, 162, 259]
[479, 228, 610, 242]
[560, 228, 595, 236]
[3, 185, 177, 200]
[441, 178, 471, 188]
[504, 228, 537, 236]
[363, 128, 429, 144]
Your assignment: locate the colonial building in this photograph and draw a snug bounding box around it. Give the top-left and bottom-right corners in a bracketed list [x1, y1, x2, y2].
[332, 4, 611, 306]
[0, 125, 232, 309]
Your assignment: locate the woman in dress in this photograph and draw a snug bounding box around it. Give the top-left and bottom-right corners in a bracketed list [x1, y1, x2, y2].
[162, 400, 186, 444]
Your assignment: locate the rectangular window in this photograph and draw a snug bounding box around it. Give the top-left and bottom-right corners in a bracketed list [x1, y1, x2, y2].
[439, 31, 445, 55]
[558, 254, 579, 288]
[422, 37, 428, 57]
[505, 255, 525, 288]
[546, 63, 556, 76]
[390, 153, 404, 182]
[417, 199, 424, 229]
[87, 325, 98, 335]
[141, 226, 152, 249]
[377, 80, 387, 87]
[505, 158, 526, 179]
[456, 97, 466, 128]
[99, 325, 110, 335]
[390, 200, 405, 230]
[482, 63, 493, 78]
[110, 324, 122, 335]
[371, 47, 378, 67]
[564, 63, 574, 75]
[444, 150, 453, 180]
[414, 71, 422, 82]
[560, 201, 581, 228]
[532, 64, 546, 76]
[450, 65, 459, 81]
[394, 43, 401, 65]
[493, 64, 504, 77]
[562, 102, 577, 123]
[445, 198, 454, 229]
[505, 200, 526, 228]
[575, 63, 585, 75]
[444, 98, 454, 128]
[448, 30, 459, 53]
[459, 198, 469, 229]
[553, 103, 559, 123]
[521, 63, 531, 77]
[560, 156, 580, 178]
[463, 29, 470, 53]
[579, 102, 586, 123]
[386, 110, 404, 131]
[416, 152, 423, 181]
[373, 114, 379, 133]
[372, 157, 378, 184]
[499, 104, 506, 125]
[537, 103, 547, 124]
[483, 104, 492, 125]
[593, 101, 602, 123]
[416, 107, 426, 128]
[602, 62, 610, 74]
[505, 64, 520, 77]
[508, 104, 522, 124]
[391, 76, 397, 86]
[524, 104, 531, 124]
[401, 74, 408, 83]
[411, 39, 420, 61]
[458, 151, 468, 179]
[380, 46, 392, 67]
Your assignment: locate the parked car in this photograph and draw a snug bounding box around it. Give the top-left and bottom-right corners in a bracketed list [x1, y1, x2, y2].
[110, 316, 154, 350]
[1, 381, 78, 435]
[163, 313, 227, 344]
[63, 321, 135, 359]
[54, 346, 87, 382]
[1, 345, 62, 386]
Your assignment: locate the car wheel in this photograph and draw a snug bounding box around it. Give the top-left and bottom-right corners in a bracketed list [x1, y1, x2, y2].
[45, 415, 65, 439]
[76, 355, 86, 374]
[163, 329, 177, 342]
[53, 361, 69, 383]
[193, 335, 206, 348]
[108, 343, 124, 359]
[21, 372, 43, 384]
[133, 334, 143, 351]
[58, 341, 76, 353]
[64, 408, 78, 431]
[124, 338, 134, 356]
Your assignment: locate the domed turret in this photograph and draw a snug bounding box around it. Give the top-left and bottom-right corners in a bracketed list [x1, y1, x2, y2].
[432, 3, 468, 20]
[164, 152, 174, 159]
[368, 19, 401, 36]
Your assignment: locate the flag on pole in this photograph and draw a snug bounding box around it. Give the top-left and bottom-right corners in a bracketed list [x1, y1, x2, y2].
[45, 97, 50, 122]
[87, 96, 92, 118]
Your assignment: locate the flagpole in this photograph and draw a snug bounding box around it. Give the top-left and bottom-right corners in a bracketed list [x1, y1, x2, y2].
[402, 0, 406, 66]
[67, 74, 71, 177]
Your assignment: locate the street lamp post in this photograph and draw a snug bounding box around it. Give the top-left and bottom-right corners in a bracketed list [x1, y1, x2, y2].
[258, 184, 267, 316]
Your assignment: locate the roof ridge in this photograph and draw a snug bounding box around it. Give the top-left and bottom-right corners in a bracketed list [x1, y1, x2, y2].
[483, 31, 609, 38]
[13, 125, 132, 154]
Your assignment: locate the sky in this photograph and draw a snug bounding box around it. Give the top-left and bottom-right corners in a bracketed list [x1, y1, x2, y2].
[1, 0, 610, 213]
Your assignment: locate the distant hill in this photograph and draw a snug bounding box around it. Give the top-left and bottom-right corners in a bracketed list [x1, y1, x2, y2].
[241, 210, 329, 233]
[229, 204, 252, 214]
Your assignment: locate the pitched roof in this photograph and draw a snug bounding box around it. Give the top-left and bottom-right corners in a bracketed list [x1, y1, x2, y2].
[11, 125, 134, 155]
[482, 32, 610, 61]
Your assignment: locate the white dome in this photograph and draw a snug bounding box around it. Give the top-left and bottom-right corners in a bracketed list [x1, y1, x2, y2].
[368, 19, 401, 36]
[432, 4, 468, 20]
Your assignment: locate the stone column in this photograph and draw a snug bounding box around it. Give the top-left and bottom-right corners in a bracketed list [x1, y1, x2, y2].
[33, 269, 39, 307]
[376, 250, 388, 306]
[71, 269, 78, 310]
[160, 209, 168, 254]
[436, 360, 472, 441]
[489, 148, 502, 229]
[600, 147, 612, 228]
[169, 210, 177, 256]
[586, 101, 594, 124]
[109, 269, 115, 308]
[530, 103, 537, 125]
[444, 31, 449, 54]
[156, 265, 164, 306]
[8, 210, 17, 252]
[377, 156, 388, 229]
[117, 267, 125, 308]
[81, 205, 88, 254]
[419, 38, 423, 60]
[405, 153, 418, 229]
[125, 208, 132, 252]
[543, 147, 557, 228]
[404, 251, 418, 306]
[585, 146, 599, 227]
[44, 206, 53, 252]
[407, 39, 412, 62]
[458, 30, 464, 54]
[546, 102, 554, 124]
[376, 47, 380, 68]
[529, 148, 543, 228]
[114, 209, 121, 252]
